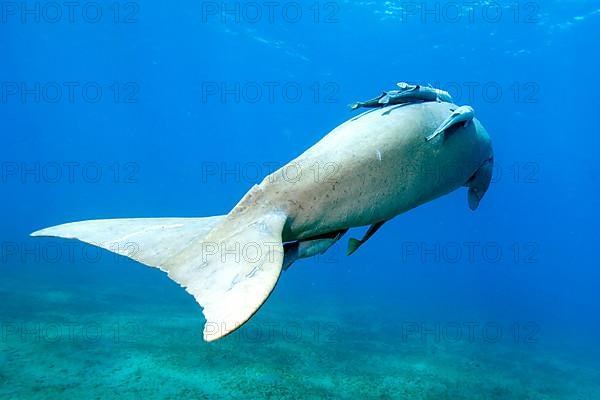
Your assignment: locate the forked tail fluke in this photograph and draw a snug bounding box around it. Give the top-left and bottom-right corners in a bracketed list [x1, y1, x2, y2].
[31, 187, 289, 341]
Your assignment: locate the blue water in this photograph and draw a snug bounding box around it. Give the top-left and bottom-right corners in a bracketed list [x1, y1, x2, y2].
[1, 1, 599, 398]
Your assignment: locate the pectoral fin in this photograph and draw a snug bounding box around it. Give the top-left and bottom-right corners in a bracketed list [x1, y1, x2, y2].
[378, 94, 391, 105]
[347, 221, 386, 255]
[396, 82, 415, 90]
[466, 157, 494, 210]
[283, 229, 347, 270]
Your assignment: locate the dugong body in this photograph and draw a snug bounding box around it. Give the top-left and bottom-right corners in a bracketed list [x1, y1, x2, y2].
[31, 101, 493, 341]
[261, 101, 492, 241]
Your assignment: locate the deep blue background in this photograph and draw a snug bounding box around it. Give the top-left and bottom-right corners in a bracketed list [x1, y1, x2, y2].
[1, 1, 598, 358]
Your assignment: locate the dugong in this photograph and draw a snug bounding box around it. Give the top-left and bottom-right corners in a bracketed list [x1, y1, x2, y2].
[31, 101, 494, 341]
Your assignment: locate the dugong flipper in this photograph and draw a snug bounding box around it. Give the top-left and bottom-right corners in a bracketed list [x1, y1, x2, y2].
[346, 221, 386, 256]
[283, 229, 347, 270]
[425, 105, 475, 142]
[465, 157, 494, 210]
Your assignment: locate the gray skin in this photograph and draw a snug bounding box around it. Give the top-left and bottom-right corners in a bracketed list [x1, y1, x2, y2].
[29, 100, 494, 342]
[216, 100, 490, 337]
[242, 101, 493, 248]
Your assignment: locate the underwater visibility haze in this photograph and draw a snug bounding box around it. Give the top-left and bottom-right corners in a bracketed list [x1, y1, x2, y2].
[1, 1, 599, 398]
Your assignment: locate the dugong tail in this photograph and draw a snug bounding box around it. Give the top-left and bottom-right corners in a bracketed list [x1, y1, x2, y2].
[31, 185, 288, 342]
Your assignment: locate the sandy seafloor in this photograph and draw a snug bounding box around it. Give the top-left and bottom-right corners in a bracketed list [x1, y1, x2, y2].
[1, 264, 599, 400]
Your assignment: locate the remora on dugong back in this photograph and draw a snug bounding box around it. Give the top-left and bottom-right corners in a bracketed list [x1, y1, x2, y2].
[31, 101, 494, 342]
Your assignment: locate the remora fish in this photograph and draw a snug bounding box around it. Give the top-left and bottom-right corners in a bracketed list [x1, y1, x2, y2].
[31, 101, 494, 341]
[349, 82, 453, 110]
